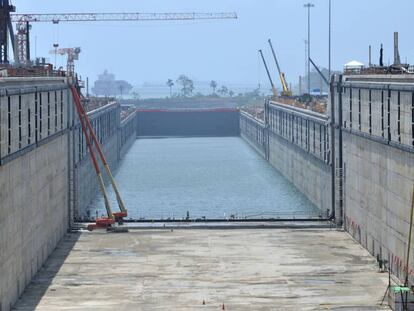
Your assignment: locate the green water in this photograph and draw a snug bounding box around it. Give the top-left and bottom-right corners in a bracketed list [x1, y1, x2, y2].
[88, 137, 320, 220]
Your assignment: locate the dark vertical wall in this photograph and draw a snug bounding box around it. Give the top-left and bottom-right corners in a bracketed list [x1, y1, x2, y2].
[136, 109, 240, 137]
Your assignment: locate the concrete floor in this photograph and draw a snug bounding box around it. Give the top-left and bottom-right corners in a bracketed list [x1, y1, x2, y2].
[13, 229, 390, 311]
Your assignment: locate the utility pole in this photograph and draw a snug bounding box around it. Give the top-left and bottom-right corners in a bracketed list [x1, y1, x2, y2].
[369, 45, 372, 67]
[328, 0, 331, 79]
[86, 77, 89, 97]
[304, 2, 314, 95]
[304, 39, 308, 90]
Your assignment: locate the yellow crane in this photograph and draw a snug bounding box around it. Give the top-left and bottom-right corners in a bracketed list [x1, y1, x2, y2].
[268, 39, 292, 97]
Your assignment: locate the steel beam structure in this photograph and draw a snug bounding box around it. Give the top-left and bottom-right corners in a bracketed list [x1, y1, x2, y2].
[11, 12, 237, 23]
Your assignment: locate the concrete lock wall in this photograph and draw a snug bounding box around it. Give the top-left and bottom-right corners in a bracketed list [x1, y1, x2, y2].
[136, 109, 240, 137]
[120, 111, 137, 158]
[333, 75, 414, 285]
[72, 103, 120, 219]
[72, 104, 137, 219]
[0, 77, 138, 309]
[0, 78, 70, 311]
[240, 101, 332, 215]
[239, 111, 266, 157]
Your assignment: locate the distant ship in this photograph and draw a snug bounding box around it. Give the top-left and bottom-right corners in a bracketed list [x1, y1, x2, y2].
[92, 70, 133, 96]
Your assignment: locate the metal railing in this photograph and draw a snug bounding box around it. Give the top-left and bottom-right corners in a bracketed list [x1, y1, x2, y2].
[344, 65, 414, 76]
[77, 209, 327, 222]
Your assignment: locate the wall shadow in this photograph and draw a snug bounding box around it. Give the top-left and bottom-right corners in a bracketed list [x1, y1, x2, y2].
[12, 233, 81, 311]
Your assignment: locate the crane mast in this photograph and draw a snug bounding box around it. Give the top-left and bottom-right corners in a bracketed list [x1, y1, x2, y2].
[268, 39, 292, 97]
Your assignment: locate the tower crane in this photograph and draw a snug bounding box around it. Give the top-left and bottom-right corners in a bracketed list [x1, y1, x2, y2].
[0, 1, 238, 229]
[49, 47, 80, 76]
[268, 39, 292, 97]
[2, 9, 237, 64]
[0, 0, 15, 63]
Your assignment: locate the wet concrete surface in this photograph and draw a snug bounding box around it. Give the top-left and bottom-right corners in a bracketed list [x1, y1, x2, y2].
[13, 229, 390, 310]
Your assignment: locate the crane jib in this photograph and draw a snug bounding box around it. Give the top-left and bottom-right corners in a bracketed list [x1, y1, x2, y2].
[11, 12, 238, 23]
[9, 11, 237, 65]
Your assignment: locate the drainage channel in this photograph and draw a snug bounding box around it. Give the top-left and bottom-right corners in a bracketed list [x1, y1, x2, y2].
[76, 218, 335, 230]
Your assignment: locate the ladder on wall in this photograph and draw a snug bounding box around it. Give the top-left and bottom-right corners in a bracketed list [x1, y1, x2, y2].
[68, 167, 80, 231]
[335, 167, 344, 222]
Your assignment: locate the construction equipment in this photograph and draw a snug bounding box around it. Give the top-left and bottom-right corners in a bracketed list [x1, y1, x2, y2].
[268, 39, 292, 96]
[0, 0, 15, 63]
[259, 49, 278, 97]
[8, 12, 237, 64]
[49, 47, 80, 76]
[309, 57, 329, 86]
[70, 85, 128, 231]
[11, 12, 237, 23]
[15, 18, 30, 65]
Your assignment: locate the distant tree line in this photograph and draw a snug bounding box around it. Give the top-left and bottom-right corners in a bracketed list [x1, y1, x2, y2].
[165, 75, 239, 98]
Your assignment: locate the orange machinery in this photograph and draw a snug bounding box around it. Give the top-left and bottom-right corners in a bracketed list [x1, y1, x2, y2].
[70, 85, 127, 231]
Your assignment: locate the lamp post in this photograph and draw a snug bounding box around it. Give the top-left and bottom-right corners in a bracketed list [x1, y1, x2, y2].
[304, 2, 314, 95]
[328, 0, 331, 79]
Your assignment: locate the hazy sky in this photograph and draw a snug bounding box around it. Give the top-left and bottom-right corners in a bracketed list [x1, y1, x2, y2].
[14, 0, 413, 87]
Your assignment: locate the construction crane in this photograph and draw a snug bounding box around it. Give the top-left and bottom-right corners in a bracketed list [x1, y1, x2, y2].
[15, 18, 30, 65]
[268, 39, 292, 97]
[11, 12, 237, 23]
[0, 3, 237, 229]
[6, 11, 237, 64]
[259, 49, 278, 97]
[0, 0, 15, 63]
[49, 47, 80, 76]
